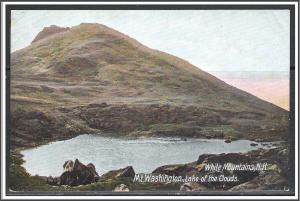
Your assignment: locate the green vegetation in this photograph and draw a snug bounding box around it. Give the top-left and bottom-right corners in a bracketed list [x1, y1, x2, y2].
[8, 151, 180, 192]
[8, 152, 49, 191]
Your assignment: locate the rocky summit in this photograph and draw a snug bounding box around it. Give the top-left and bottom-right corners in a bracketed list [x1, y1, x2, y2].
[10, 23, 288, 149]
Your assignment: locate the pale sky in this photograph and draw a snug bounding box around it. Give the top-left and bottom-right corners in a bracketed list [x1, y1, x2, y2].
[11, 10, 290, 72]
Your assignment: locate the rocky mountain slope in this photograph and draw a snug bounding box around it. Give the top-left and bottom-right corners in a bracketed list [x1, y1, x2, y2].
[10, 23, 288, 148]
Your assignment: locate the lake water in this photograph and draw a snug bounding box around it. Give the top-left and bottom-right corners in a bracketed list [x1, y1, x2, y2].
[21, 134, 273, 177]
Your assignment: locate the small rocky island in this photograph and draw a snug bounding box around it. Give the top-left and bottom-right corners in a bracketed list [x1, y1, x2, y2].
[9, 23, 290, 193]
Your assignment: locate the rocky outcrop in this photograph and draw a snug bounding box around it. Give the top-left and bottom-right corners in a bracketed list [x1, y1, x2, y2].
[10, 100, 288, 150]
[224, 139, 232, 143]
[196, 152, 252, 164]
[229, 171, 288, 191]
[180, 182, 209, 191]
[101, 166, 135, 180]
[152, 164, 197, 177]
[114, 184, 130, 192]
[31, 25, 70, 43]
[152, 146, 289, 191]
[10, 108, 98, 149]
[46, 159, 99, 186]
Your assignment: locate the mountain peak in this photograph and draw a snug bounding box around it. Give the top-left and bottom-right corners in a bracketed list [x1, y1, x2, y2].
[31, 25, 70, 43]
[11, 23, 288, 146]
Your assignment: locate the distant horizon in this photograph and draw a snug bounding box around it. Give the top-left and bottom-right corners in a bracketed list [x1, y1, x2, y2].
[210, 71, 289, 110]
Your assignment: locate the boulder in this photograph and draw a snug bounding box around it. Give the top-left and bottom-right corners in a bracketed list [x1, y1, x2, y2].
[60, 171, 79, 186]
[224, 139, 232, 143]
[179, 183, 193, 191]
[195, 153, 259, 189]
[197, 153, 252, 165]
[101, 166, 135, 180]
[50, 159, 99, 186]
[116, 166, 135, 178]
[114, 184, 130, 192]
[197, 154, 214, 164]
[152, 164, 196, 177]
[250, 143, 258, 147]
[71, 159, 99, 185]
[180, 182, 208, 191]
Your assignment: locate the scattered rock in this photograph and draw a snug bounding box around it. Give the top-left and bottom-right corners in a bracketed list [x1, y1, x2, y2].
[180, 183, 193, 191]
[250, 143, 258, 147]
[152, 164, 196, 177]
[229, 172, 288, 191]
[198, 152, 252, 164]
[101, 166, 135, 180]
[267, 164, 282, 174]
[180, 182, 208, 191]
[48, 159, 99, 186]
[190, 152, 261, 189]
[114, 184, 130, 192]
[116, 166, 135, 178]
[224, 139, 232, 143]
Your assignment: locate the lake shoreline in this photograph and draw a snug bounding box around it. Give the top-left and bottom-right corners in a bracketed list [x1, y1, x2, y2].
[20, 134, 279, 177]
[9, 141, 290, 193]
[13, 129, 282, 153]
[8, 132, 288, 193]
